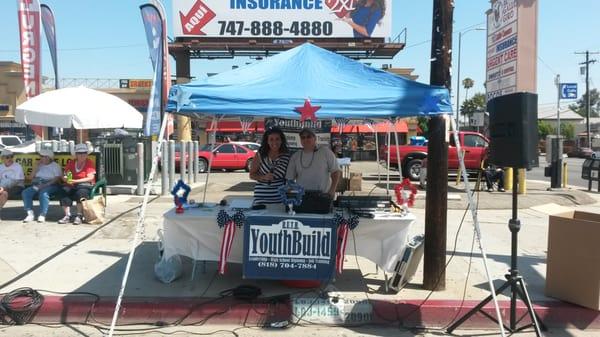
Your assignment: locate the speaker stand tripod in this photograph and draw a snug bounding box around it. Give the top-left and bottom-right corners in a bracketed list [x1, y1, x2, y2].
[447, 169, 546, 336]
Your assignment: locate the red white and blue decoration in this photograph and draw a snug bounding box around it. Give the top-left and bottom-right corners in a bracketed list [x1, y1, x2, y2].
[171, 180, 191, 214]
[216, 209, 246, 275]
[295, 99, 321, 123]
[333, 213, 359, 274]
[394, 178, 417, 208]
[279, 180, 305, 214]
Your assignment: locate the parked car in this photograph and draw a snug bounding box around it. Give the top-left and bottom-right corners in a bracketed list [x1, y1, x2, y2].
[0, 135, 23, 148]
[230, 141, 260, 152]
[566, 147, 593, 158]
[198, 143, 255, 172]
[161, 143, 255, 173]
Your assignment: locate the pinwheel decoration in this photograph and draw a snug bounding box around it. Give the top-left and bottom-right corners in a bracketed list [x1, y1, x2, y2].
[278, 180, 305, 214]
[171, 180, 191, 214]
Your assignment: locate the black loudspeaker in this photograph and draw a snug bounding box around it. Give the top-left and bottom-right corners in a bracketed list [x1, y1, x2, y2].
[487, 92, 539, 169]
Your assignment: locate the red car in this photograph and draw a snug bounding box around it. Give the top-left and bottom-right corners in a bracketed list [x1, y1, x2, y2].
[197, 143, 255, 172]
[163, 143, 255, 173]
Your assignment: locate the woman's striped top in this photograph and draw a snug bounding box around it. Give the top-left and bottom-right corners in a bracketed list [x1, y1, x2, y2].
[253, 152, 291, 205]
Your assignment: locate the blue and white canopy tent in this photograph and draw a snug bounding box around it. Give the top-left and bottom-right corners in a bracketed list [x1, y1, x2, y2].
[166, 43, 452, 197]
[167, 43, 451, 118]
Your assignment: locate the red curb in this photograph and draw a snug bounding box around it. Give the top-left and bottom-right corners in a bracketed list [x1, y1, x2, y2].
[5, 296, 599, 329]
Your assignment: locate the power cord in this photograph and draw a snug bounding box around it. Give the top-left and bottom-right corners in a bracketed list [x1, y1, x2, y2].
[349, 187, 482, 330]
[0, 287, 44, 325]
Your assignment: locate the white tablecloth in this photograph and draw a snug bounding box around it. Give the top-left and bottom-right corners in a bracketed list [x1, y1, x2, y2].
[162, 205, 415, 273]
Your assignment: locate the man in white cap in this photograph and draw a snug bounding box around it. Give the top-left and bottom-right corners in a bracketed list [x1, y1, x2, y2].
[22, 149, 63, 223]
[0, 149, 25, 219]
[286, 127, 341, 198]
[58, 143, 96, 225]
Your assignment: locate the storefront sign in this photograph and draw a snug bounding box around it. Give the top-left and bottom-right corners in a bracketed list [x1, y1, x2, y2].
[243, 216, 336, 280]
[172, 0, 392, 38]
[120, 79, 153, 89]
[485, 0, 538, 101]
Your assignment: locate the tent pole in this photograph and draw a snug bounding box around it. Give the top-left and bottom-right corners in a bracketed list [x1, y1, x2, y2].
[448, 116, 506, 336]
[107, 101, 169, 336]
[386, 124, 391, 194]
[202, 115, 222, 204]
[394, 127, 403, 180]
[374, 128, 380, 186]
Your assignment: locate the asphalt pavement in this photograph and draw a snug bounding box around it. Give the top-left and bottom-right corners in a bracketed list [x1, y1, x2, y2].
[0, 161, 599, 336]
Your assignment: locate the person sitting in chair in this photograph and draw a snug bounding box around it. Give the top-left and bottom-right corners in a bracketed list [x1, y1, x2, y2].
[484, 163, 505, 192]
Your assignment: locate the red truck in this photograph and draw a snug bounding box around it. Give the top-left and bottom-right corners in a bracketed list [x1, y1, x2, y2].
[382, 131, 489, 181]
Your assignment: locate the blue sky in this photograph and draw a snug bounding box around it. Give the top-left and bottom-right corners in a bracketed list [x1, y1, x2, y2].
[1, 0, 598, 113]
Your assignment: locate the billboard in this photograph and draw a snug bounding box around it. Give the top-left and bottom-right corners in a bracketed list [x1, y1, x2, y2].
[485, 0, 537, 101]
[172, 0, 392, 38]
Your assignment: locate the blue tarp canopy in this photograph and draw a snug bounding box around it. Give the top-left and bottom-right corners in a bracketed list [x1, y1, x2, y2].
[167, 43, 452, 119]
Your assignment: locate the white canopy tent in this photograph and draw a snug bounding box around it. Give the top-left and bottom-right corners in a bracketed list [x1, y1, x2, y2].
[15, 86, 143, 129]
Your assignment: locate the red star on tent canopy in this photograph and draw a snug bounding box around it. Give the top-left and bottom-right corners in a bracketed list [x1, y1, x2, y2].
[294, 99, 321, 123]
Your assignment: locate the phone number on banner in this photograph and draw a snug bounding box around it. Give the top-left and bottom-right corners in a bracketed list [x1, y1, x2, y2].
[257, 261, 317, 269]
[218, 20, 333, 36]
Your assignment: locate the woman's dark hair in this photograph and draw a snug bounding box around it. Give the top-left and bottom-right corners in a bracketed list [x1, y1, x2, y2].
[258, 127, 289, 157]
[353, 0, 386, 20]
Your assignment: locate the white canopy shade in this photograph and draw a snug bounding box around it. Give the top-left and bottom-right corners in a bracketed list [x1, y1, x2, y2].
[15, 87, 144, 129]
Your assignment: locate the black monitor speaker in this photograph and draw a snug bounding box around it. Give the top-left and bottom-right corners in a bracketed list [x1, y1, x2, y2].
[487, 92, 539, 169]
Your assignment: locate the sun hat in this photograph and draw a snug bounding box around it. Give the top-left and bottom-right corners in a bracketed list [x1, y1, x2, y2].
[74, 143, 89, 154]
[39, 149, 55, 159]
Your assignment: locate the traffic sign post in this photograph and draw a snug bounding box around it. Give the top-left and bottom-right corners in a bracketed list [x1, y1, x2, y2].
[560, 83, 578, 99]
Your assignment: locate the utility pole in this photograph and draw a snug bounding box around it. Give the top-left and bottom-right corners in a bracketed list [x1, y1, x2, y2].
[424, 0, 453, 291]
[576, 51, 598, 148]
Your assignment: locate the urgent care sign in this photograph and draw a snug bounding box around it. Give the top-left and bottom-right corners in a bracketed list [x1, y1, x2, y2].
[172, 0, 392, 38]
[485, 0, 538, 101]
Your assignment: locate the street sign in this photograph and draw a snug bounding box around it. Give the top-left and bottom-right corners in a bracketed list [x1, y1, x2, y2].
[560, 83, 577, 99]
[470, 112, 485, 127]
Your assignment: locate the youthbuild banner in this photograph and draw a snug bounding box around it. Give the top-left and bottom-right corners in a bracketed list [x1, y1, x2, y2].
[17, 0, 43, 137]
[243, 215, 337, 281]
[172, 0, 392, 38]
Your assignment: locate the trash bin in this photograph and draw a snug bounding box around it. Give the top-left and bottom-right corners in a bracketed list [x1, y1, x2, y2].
[581, 158, 600, 191]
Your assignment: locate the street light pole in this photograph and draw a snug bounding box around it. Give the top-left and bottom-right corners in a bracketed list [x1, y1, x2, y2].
[455, 31, 462, 129]
[455, 27, 484, 130]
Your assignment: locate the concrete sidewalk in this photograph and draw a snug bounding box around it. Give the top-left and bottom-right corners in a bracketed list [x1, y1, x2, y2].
[0, 163, 599, 334]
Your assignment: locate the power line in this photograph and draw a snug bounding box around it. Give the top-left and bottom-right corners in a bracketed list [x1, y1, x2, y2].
[0, 43, 145, 53]
[537, 55, 557, 76]
[404, 22, 485, 50]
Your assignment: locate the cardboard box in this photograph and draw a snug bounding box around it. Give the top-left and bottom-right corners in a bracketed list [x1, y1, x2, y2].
[546, 211, 600, 310]
[348, 172, 362, 191]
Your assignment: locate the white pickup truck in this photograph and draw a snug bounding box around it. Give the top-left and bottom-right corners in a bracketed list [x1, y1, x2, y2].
[0, 135, 23, 148]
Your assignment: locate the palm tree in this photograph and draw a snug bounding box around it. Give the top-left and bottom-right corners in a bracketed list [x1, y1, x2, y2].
[462, 78, 474, 123]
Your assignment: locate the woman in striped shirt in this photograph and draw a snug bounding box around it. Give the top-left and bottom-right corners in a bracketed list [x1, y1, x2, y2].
[249, 128, 290, 205]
